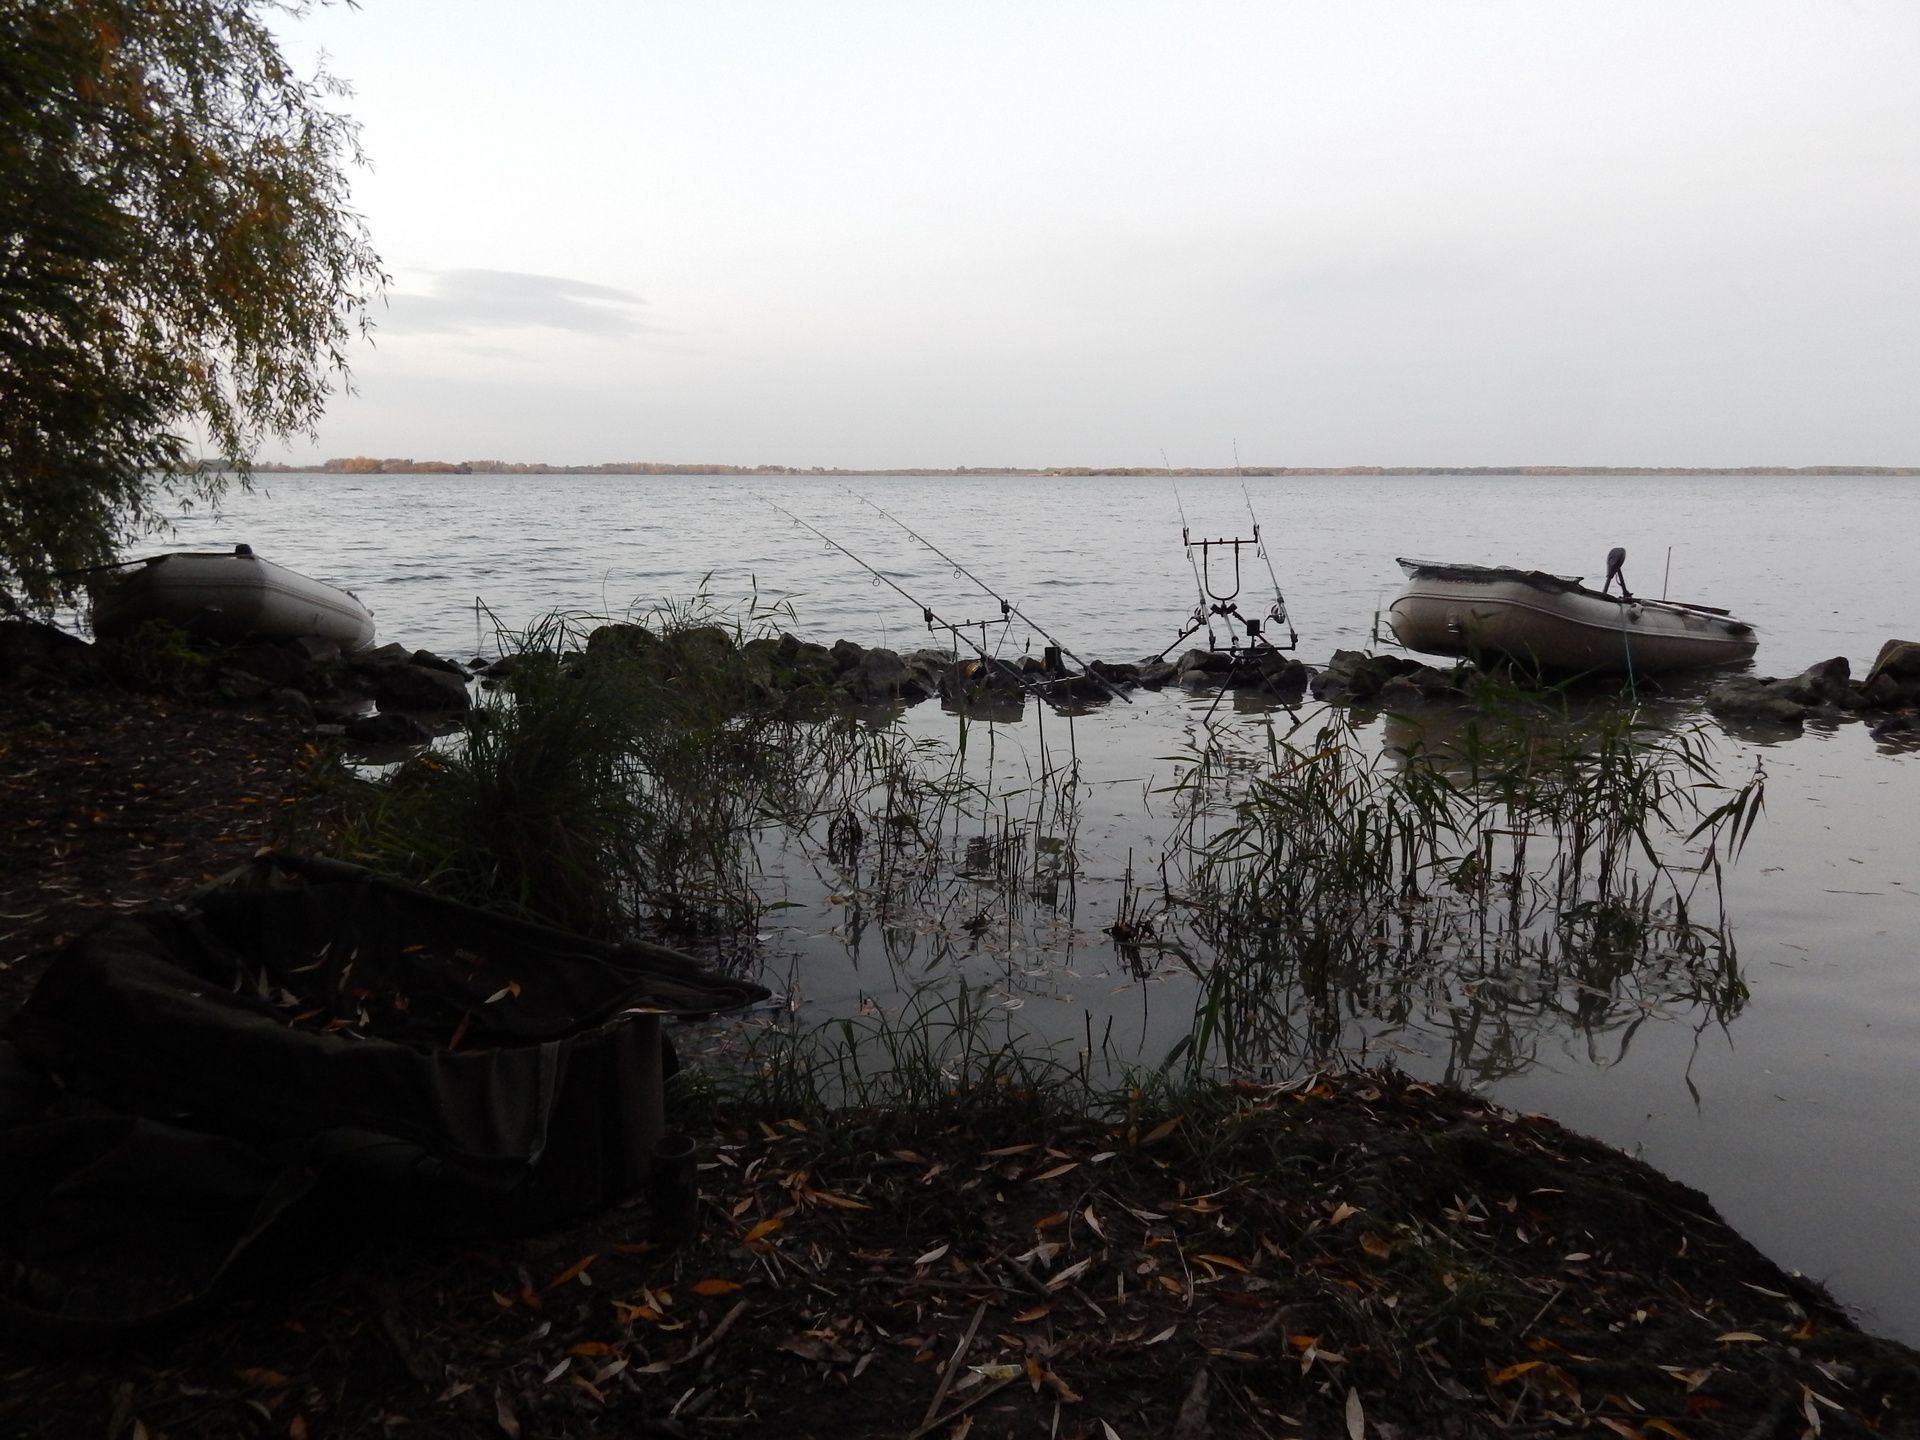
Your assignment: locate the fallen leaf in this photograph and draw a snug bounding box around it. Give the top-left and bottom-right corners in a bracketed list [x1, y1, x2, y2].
[1359, 1233, 1392, 1261]
[1329, 1202, 1359, 1226]
[971, 1363, 1022, 1381]
[495, 1390, 521, 1438]
[1144, 1324, 1177, 1345]
[915, 1243, 951, 1266]
[743, 1218, 784, 1245]
[1045, 1257, 1094, 1292]
[1345, 1386, 1365, 1439]
[1195, 1253, 1248, 1273]
[1489, 1360, 1543, 1385]
[1713, 1331, 1766, 1344]
[1137, 1117, 1180, 1146]
[543, 1358, 572, 1383]
[691, 1279, 742, 1296]
[1030, 1162, 1079, 1182]
[546, 1255, 598, 1290]
[1012, 1305, 1052, 1323]
[808, 1189, 870, 1211]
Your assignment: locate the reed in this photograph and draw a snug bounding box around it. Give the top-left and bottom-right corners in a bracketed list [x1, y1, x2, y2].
[1156, 695, 1763, 1085]
[344, 595, 865, 938]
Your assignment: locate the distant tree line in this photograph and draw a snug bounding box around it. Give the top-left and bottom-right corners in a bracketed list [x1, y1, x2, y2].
[249, 460, 1920, 478]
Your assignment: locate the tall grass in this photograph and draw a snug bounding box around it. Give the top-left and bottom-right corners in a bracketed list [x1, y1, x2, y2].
[344, 596, 866, 938]
[1154, 696, 1765, 1084]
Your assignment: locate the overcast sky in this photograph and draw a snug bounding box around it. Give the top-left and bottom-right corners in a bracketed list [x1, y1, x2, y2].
[271, 1, 1920, 469]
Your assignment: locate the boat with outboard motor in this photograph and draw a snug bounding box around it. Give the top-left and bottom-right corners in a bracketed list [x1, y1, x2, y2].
[1385, 556, 1757, 675]
[88, 544, 376, 651]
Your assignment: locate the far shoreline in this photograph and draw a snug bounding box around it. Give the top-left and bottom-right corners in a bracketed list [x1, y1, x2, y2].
[247, 460, 1920, 478]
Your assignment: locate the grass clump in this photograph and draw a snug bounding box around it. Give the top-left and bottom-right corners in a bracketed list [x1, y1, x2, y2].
[344, 596, 862, 939]
[1151, 698, 1766, 1084]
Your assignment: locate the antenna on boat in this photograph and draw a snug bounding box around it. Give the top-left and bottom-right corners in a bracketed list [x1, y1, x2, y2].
[847, 493, 1131, 704]
[1663, 546, 1673, 601]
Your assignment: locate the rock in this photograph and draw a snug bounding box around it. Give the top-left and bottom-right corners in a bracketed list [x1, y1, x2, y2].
[1133, 660, 1178, 690]
[584, 623, 658, 660]
[1310, 650, 1425, 704]
[939, 656, 1025, 704]
[288, 635, 343, 664]
[1870, 712, 1919, 742]
[346, 711, 433, 744]
[1090, 660, 1140, 686]
[1174, 648, 1235, 676]
[370, 662, 472, 713]
[843, 647, 931, 704]
[1858, 673, 1906, 709]
[1779, 657, 1853, 707]
[663, 625, 735, 672]
[1705, 677, 1811, 725]
[829, 638, 867, 674]
[410, 649, 467, 676]
[1866, 639, 1920, 687]
[744, 633, 838, 692]
[1249, 654, 1309, 697]
[348, 641, 414, 671]
[1039, 672, 1110, 702]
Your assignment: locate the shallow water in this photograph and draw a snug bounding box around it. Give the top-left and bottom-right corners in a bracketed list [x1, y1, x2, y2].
[135, 471, 1920, 1340]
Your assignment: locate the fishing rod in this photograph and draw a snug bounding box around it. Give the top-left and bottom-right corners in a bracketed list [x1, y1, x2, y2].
[1237, 440, 1298, 651]
[1156, 450, 1296, 659]
[848, 492, 1133, 705]
[1156, 476, 1219, 660]
[763, 500, 1053, 700]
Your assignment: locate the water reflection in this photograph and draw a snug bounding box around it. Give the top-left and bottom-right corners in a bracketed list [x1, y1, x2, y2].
[757, 689, 1761, 1094]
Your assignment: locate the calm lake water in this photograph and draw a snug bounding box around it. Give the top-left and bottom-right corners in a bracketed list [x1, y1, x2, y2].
[140, 471, 1919, 1342]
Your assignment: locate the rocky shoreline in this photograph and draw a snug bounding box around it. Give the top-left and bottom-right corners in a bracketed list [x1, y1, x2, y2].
[15, 611, 1917, 757]
[1705, 641, 1920, 740]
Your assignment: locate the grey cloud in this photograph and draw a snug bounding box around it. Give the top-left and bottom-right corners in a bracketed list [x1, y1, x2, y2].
[377, 269, 648, 338]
